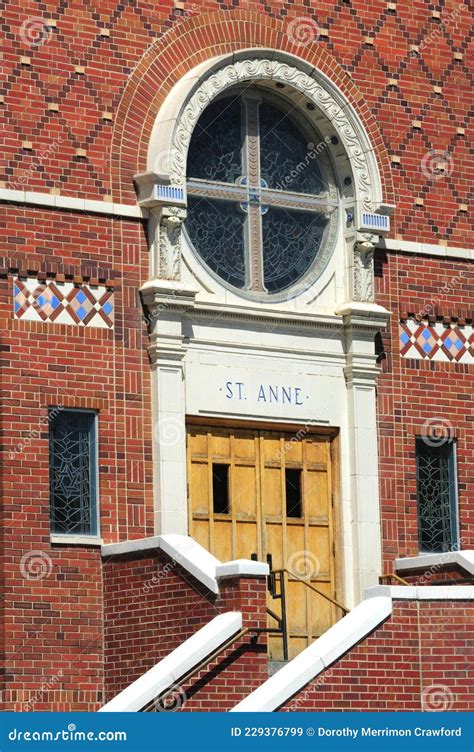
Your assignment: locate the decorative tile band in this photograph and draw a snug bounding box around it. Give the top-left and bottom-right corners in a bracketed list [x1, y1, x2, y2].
[400, 319, 474, 363]
[14, 277, 114, 328]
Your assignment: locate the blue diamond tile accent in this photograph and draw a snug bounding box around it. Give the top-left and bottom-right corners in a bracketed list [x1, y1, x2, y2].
[423, 342, 432, 353]
[455, 338, 463, 350]
[445, 337, 453, 348]
[400, 331, 410, 345]
[13, 277, 114, 328]
[422, 329, 431, 340]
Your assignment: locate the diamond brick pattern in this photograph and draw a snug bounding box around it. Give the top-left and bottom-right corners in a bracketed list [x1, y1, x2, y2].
[14, 277, 114, 328]
[400, 319, 474, 363]
[1, 3, 472, 246]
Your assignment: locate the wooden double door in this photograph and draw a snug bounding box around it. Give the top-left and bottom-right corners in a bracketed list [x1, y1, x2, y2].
[187, 425, 339, 660]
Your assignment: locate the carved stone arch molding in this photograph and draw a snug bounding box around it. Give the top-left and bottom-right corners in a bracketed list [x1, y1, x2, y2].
[112, 10, 394, 208]
[149, 52, 380, 214]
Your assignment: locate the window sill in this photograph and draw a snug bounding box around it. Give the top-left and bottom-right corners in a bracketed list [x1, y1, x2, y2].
[50, 534, 103, 547]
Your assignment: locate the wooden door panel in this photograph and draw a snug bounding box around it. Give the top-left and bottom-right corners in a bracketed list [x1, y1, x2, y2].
[306, 527, 331, 578]
[209, 431, 231, 459]
[188, 461, 209, 516]
[213, 520, 233, 562]
[233, 464, 258, 519]
[260, 433, 281, 464]
[289, 637, 308, 659]
[233, 432, 257, 460]
[236, 521, 258, 560]
[188, 429, 208, 457]
[284, 438, 303, 464]
[261, 466, 282, 518]
[287, 578, 306, 630]
[308, 581, 335, 636]
[192, 519, 211, 552]
[286, 525, 306, 567]
[267, 521, 288, 568]
[305, 437, 328, 464]
[188, 425, 337, 662]
[305, 470, 329, 519]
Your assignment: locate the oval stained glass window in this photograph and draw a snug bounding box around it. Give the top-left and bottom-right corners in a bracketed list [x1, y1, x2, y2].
[185, 90, 337, 298]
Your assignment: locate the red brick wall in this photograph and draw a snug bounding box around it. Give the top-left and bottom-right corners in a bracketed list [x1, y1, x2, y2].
[103, 551, 268, 711]
[0, 204, 153, 710]
[2, 3, 471, 243]
[375, 252, 474, 566]
[280, 599, 474, 711]
[1, 546, 103, 711]
[1, 206, 154, 543]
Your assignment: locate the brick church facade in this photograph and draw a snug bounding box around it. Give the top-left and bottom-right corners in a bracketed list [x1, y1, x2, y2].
[1, 1, 472, 712]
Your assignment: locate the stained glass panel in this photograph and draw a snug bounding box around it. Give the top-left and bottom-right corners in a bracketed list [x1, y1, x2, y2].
[259, 103, 326, 195]
[416, 439, 457, 553]
[185, 90, 336, 296]
[49, 410, 97, 535]
[186, 197, 246, 289]
[187, 97, 243, 184]
[262, 208, 327, 292]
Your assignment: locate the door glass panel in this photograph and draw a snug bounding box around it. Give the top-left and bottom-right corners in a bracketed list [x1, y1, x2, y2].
[285, 468, 302, 518]
[212, 463, 230, 514]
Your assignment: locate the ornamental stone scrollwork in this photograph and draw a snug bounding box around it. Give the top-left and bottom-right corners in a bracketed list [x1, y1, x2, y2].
[134, 172, 188, 283]
[168, 58, 377, 212]
[157, 206, 187, 280]
[353, 238, 375, 303]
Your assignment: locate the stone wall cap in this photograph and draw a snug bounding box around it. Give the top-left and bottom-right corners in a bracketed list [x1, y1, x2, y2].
[216, 560, 270, 579]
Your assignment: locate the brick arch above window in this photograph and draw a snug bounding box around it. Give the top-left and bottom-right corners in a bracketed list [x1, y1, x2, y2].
[112, 10, 394, 207]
